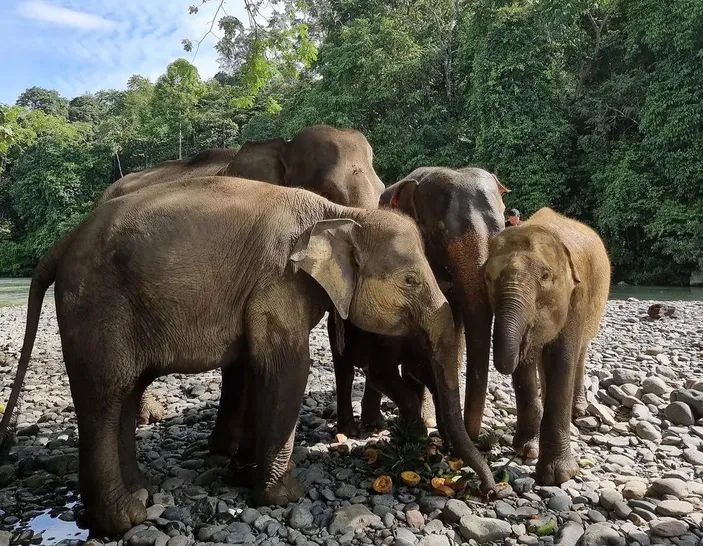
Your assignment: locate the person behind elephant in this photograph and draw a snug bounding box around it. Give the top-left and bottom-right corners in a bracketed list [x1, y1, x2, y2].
[484, 207, 610, 485]
[505, 208, 521, 227]
[0, 176, 497, 536]
[330, 166, 510, 442]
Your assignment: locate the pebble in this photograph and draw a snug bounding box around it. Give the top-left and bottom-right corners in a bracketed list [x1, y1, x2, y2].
[600, 489, 624, 510]
[649, 478, 689, 499]
[581, 522, 625, 546]
[666, 402, 696, 426]
[1, 301, 702, 546]
[650, 517, 689, 537]
[622, 481, 647, 499]
[458, 515, 512, 542]
[656, 500, 694, 517]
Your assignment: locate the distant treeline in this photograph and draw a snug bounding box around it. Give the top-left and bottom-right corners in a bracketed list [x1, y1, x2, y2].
[1, 0, 701, 284]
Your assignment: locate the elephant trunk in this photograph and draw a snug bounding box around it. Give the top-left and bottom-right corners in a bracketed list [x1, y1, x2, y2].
[493, 280, 530, 375]
[423, 303, 496, 494]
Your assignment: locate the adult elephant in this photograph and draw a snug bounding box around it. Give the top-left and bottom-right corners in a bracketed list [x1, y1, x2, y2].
[96, 125, 382, 210]
[95, 125, 385, 434]
[0, 176, 496, 536]
[484, 207, 610, 485]
[331, 166, 509, 440]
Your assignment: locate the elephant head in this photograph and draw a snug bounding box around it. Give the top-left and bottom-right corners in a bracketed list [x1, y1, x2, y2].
[289, 210, 496, 493]
[485, 224, 581, 375]
[226, 125, 384, 210]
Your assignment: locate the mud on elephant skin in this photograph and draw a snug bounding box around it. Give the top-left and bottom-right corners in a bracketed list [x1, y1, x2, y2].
[485, 206, 611, 485]
[0, 176, 496, 536]
[331, 166, 509, 442]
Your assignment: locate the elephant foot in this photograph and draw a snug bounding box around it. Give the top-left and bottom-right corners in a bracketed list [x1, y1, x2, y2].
[535, 452, 579, 485]
[208, 430, 238, 457]
[89, 491, 147, 536]
[226, 459, 296, 488]
[336, 417, 360, 438]
[251, 473, 306, 507]
[513, 434, 540, 460]
[572, 398, 588, 419]
[123, 468, 152, 495]
[361, 411, 386, 431]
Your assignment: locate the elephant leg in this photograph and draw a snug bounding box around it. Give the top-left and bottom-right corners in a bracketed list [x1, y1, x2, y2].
[249, 346, 309, 506]
[571, 342, 589, 418]
[535, 330, 582, 486]
[463, 307, 490, 442]
[119, 378, 152, 493]
[329, 315, 359, 437]
[210, 360, 249, 456]
[365, 354, 424, 429]
[511, 353, 542, 460]
[69, 357, 146, 535]
[360, 383, 385, 430]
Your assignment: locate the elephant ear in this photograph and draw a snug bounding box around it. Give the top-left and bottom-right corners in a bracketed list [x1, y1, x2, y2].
[562, 241, 582, 285]
[388, 178, 419, 219]
[491, 173, 511, 195]
[289, 218, 360, 319]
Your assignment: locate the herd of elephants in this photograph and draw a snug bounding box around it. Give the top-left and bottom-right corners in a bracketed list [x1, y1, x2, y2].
[0, 124, 611, 536]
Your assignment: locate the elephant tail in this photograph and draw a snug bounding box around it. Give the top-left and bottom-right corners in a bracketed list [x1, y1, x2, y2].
[0, 231, 73, 458]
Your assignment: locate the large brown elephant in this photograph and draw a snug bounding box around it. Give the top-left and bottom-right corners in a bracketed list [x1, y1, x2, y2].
[331, 166, 509, 439]
[0, 177, 496, 536]
[96, 125, 382, 210]
[484, 207, 610, 485]
[94, 125, 385, 439]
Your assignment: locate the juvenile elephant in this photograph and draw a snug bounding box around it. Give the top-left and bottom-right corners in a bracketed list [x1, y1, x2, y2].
[484, 207, 610, 485]
[331, 166, 509, 438]
[0, 176, 496, 536]
[94, 124, 384, 440]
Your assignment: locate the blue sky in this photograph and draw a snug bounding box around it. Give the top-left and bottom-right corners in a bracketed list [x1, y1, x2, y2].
[1, 0, 248, 105]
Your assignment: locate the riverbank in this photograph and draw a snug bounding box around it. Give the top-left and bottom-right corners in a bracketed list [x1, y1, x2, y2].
[1, 300, 702, 546]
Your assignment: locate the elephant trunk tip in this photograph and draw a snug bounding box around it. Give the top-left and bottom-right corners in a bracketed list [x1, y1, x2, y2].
[494, 352, 519, 375]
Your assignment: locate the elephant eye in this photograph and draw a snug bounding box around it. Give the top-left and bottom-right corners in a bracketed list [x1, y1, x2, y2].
[405, 272, 421, 287]
[541, 270, 551, 281]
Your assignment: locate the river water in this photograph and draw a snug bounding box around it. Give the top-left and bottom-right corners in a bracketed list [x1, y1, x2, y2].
[0, 277, 701, 309]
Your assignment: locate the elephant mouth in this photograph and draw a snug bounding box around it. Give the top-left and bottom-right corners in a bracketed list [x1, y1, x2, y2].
[518, 327, 533, 365]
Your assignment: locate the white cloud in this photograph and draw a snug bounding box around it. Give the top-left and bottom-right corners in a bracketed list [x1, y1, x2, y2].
[18, 1, 116, 31]
[1, 0, 251, 103]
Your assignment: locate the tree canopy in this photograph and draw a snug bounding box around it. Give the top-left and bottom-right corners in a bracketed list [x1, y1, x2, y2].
[1, 0, 701, 284]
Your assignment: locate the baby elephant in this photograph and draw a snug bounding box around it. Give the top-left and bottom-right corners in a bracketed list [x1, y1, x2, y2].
[484, 207, 610, 485]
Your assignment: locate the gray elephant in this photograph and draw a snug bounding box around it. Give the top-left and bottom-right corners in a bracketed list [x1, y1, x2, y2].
[0, 176, 496, 536]
[485, 207, 610, 485]
[331, 167, 509, 439]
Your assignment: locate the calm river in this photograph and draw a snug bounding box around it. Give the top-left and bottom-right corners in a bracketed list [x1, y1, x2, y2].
[0, 277, 701, 309]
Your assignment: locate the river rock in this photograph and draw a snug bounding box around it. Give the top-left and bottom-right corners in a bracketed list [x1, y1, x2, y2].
[656, 500, 694, 517]
[580, 522, 625, 546]
[328, 505, 381, 535]
[443, 499, 471, 523]
[636, 421, 661, 441]
[417, 536, 450, 546]
[600, 489, 624, 510]
[622, 481, 647, 500]
[683, 448, 703, 466]
[671, 389, 703, 419]
[458, 515, 511, 543]
[650, 517, 689, 537]
[665, 402, 695, 426]
[648, 478, 689, 499]
[642, 376, 669, 396]
[613, 369, 641, 386]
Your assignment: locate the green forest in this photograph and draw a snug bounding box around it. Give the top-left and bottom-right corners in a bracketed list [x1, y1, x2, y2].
[1, 0, 701, 285]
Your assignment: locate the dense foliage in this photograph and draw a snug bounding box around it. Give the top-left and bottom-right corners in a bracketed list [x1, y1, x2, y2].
[1, 0, 701, 283]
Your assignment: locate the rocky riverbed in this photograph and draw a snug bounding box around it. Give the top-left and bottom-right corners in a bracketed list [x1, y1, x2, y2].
[1, 299, 703, 546]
